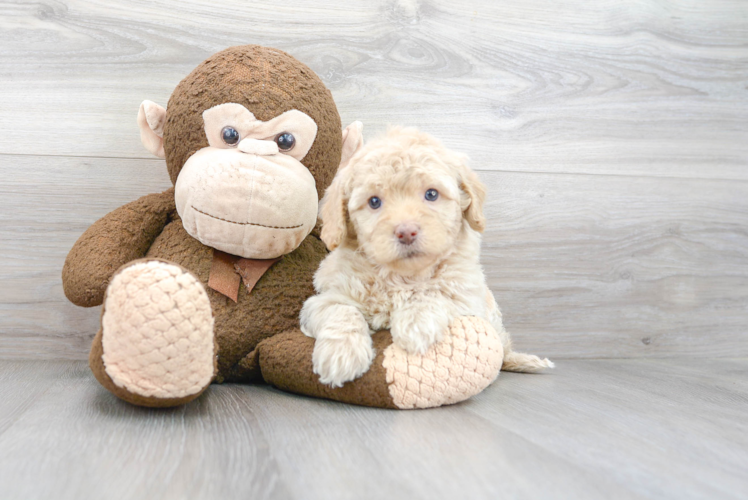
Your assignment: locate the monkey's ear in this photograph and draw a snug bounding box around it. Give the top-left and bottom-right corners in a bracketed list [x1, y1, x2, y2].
[137, 100, 166, 159]
[339, 121, 363, 171]
[319, 167, 350, 251]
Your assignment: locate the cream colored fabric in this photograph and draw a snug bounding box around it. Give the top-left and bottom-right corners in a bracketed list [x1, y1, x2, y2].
[174, 102, 320, 259]
[202, 103, 318, 161]
[101, 261, 215, 399]
[383, 316, 503, 409]
[175, 148, 318, 259]
[238, 138, 279, 156]
[137, 100, 166, 158]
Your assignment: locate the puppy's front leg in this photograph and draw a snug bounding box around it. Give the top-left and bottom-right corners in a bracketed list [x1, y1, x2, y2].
[301, 296, 374, 388]
[390, 295, 457, 354]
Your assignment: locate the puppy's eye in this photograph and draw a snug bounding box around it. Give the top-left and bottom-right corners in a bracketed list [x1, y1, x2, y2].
[222, 126, 240, 146]
[275, 132, 296, 151]
[425, 188, 439, 201]
[368, 196, 382, 209]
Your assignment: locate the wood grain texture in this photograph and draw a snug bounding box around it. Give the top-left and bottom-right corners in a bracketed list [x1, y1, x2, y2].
[0, 154, 172, 359]
[2, 156, 747, 359]
[1, 1, 747, 359]
[483, 170, 748, 358]
[465, 357, 748, 500]
[2, 2, 746, 498]
[0, 361, 289, 500]
[0, 359, 746, 500]
[0, 0, 746, 179]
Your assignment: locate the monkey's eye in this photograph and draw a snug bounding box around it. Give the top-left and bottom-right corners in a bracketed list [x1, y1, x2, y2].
[425, 188, 439, 201]
[368, 196, 382, 209]
[275, 132, 296, 151]
[221, 126, 240, 146]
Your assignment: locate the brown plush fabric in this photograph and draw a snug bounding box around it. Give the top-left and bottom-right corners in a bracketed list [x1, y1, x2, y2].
[62, 188, 177, 307]
[162, 45, 342, 199]
[257, 329, 398, 409]
[84, 221, 329, 402]
[143, 217, 328, 383]
[65, 45, 406, 409]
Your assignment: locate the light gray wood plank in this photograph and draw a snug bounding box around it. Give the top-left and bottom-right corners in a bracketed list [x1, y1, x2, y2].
[483, 170, 748, 358]
[0, 0, 746, 180]
[0, 154, 172, 359]
[0, 361, 79, 435]
[243, 386, 639, 500]
[2, 155, 747, 359]
[0, 361, 289, 500]
[1, 359, 746, 499]
[465, 358, 748, 500]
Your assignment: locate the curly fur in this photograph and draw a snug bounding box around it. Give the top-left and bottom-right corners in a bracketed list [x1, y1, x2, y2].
[301, 127, 553, 387]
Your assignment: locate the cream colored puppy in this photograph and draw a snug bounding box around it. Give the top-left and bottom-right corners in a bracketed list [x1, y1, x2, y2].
[300, 126, 553, 388]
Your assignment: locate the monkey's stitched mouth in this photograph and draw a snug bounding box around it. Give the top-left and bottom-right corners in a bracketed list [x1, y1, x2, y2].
[191, 206, 303, 230]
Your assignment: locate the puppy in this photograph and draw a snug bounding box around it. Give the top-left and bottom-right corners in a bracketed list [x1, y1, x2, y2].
[300, 126, 553, 387]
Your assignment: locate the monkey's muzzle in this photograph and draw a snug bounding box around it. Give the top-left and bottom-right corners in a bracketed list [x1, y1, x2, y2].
[175, 147, 318, 259]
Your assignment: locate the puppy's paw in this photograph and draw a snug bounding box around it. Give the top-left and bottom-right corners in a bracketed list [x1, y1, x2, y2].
[312, 333, 375, 388]
[391, 305, 452, 355]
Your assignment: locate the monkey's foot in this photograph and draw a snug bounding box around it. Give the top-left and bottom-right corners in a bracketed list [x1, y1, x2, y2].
[257, 316, 504, 409]
[382, 316, 504, 409]
[90, 260, 215, 407]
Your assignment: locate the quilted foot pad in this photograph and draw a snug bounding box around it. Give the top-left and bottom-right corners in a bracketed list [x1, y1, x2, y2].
[101, 260, 215, 400]
[382, 316, 504, 409]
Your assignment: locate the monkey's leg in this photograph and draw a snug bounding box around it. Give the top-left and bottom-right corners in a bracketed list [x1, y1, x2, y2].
[256, 316, 504, 409]
[89, 259, 216, 407]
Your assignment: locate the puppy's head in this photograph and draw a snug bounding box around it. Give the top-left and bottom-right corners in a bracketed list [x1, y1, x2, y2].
[320, 126, 486, 275]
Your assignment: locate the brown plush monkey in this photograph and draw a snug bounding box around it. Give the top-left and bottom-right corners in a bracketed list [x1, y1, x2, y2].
[62, 45, 502, 409]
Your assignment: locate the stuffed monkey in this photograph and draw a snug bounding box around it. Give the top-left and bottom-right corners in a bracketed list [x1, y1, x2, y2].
[62, 45, 503, 409]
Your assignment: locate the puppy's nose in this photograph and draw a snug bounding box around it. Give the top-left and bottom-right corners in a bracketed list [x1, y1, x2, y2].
[395, 223, 420, 245]
[238, 138, 279, 156]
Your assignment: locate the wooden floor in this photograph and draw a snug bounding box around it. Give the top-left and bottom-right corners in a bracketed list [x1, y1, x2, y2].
[0, 358, 746, 500]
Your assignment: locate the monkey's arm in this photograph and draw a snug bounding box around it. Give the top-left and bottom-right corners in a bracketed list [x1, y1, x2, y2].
[62, 188, 176, 307]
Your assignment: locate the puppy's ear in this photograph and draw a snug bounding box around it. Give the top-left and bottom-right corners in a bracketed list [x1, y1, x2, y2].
[319, 167, 351, 250]
[450, 154, 487, 232]
[319, 122, 363, 250]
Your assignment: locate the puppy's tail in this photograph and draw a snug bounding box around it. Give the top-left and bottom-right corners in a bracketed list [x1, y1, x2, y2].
[502, 350, 555, 373]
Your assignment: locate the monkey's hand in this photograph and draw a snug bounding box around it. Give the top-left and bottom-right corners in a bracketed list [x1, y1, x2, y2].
[62, 188, 176, 307]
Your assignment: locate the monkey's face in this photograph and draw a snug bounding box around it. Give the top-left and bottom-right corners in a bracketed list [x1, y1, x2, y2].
[174, 103, 319, 259]
[138, 45, 349, 259]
